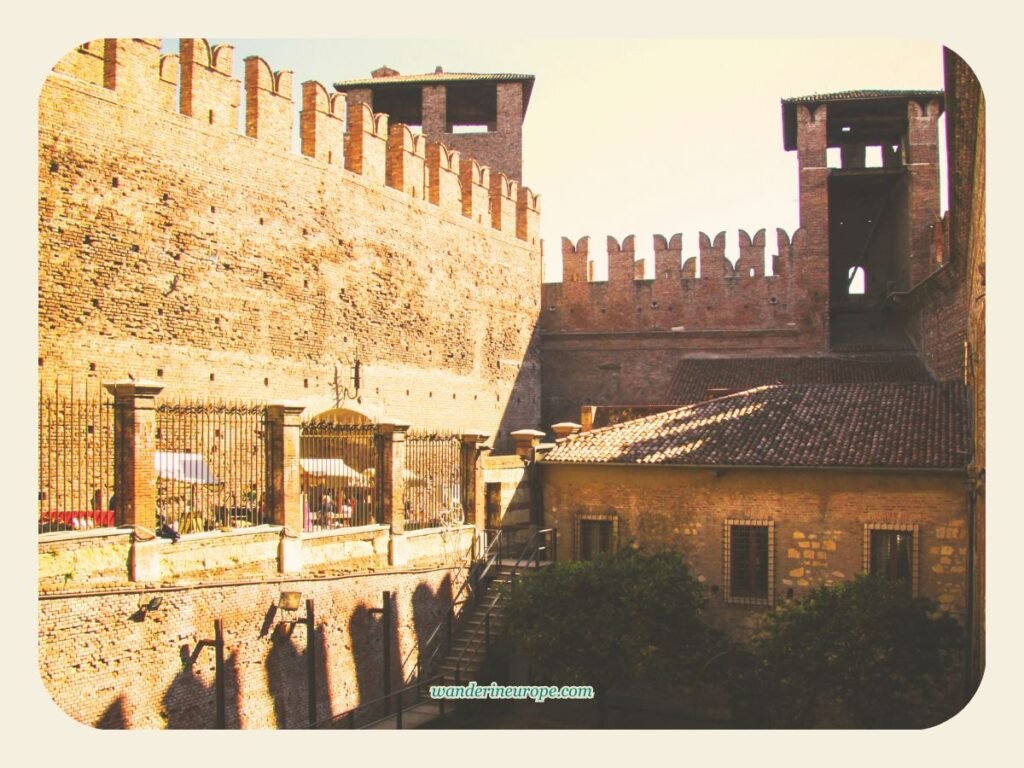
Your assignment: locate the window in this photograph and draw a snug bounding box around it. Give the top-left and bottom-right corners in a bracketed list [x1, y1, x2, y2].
[864, 524, 919, 595]
[724, 520, 774, 605]
[575, 513, 618, 561]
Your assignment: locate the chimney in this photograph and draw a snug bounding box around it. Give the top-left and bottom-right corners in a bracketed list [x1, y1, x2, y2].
[551, 422, 582, 441]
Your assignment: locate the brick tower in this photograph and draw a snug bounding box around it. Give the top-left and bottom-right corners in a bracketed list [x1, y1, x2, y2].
[335, 66, 534, 183]
[782, 90, 944, 349]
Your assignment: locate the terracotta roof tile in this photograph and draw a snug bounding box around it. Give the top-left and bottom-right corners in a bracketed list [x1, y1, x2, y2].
[666, 355, 933, 405]
[543, 382, 967, 470]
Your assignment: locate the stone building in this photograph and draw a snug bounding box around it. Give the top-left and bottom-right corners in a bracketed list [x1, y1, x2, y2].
[534, 50, 985, 693]
[539, 381, 970, 634]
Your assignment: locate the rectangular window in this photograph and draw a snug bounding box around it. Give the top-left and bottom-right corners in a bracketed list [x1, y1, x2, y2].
[575, 513, 618, 561]
[864, 524, 919, 595]
[724, 520, 774, 605]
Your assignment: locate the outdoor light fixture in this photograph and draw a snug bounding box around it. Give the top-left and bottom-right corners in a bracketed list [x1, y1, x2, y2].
[132, 595, 163, 621]
[277, 592, 312, 636]
[332, 354, 362, 408]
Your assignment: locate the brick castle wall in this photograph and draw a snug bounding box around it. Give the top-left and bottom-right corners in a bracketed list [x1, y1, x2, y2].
[39, 566, 466, 728]
[39, 39, 543, 450]
[539, 226, 829, 425]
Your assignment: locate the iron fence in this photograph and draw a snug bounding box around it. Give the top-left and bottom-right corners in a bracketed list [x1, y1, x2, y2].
[300, 421, 379, 531]
[38, 381, 116, 533]
[155, 400, 270, 533]
[404, 431, 462, 531]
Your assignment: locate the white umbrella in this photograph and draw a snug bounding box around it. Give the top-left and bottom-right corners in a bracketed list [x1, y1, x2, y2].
[154, 452, 221, 484]
[300, 457, 371, 487]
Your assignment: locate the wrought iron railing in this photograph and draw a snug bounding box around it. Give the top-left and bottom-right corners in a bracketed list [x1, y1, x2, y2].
[443, 527, 557, 683]
[155, 400, 270, 533]
[299, 421, 380, 531]
[38, 380, 116, 533]
[403, 431, 462, 531]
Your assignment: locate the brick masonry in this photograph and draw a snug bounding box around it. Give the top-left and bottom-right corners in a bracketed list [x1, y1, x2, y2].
[39, 39, 542, 451]
[38, 565, 468, 729]
[541, 464, 968, 635]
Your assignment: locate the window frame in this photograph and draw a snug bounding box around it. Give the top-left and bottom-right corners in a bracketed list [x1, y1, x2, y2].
[863, 523, 919, 596]
[723, 519, 775, 606]
[574, 512, 618, 561]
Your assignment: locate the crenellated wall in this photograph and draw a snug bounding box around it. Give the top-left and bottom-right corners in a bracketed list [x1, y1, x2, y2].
[539, 226, 828, 426]
[542, 228, 826, 338]
[39, 39, 544, 449]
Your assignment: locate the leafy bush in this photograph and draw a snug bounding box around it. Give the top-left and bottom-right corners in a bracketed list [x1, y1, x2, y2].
[506, 549, 720, 724]
[731, 575, 965, 728]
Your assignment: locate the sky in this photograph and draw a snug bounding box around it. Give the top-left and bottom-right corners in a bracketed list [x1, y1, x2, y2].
[165, 37, 945, 280]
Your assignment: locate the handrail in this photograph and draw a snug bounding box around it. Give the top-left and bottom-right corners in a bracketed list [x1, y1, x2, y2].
[445, 527, 556, 681]
[323, 528, 557, 729]
[415, 527, 505, 679]
[312, 670, 451, 729]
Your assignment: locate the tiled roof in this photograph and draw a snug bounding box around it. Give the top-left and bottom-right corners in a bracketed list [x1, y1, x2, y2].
[780, 89, 944, 150]
[666, 355, 933, 405]
[542, 382, 967, 470]
[334, 72, 535, 88]
[781, 89, 944, 105]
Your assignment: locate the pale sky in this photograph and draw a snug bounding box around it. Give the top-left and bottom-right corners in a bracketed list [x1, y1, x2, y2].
[172, 38, 945, 280]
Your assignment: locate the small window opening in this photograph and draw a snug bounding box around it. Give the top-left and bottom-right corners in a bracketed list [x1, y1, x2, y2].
[848, 266, 866, 295]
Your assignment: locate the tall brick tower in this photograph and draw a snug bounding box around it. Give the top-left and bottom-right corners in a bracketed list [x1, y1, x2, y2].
[335, 66, 534, 183]
[782, 90, 944, 349]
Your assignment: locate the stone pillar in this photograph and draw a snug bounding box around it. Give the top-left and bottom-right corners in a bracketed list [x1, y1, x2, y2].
[104, 380, 164, 532]
[551, 422, 582, 441]
[377, 421, 410, 565]
[267, 403, 305, 574]
[460, 431, 490, 533]
[422, 84, 447, 136]
[510, 429, 546, 462]
[266, 403, 306, 529]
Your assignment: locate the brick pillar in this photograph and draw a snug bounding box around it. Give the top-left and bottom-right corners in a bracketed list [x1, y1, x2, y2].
[377, 421, 409, 564]
[266, 403, 305, 529]
[105, 380, 164, 532]
[460, 431, 490, 534]
[266, 403, 305, 573]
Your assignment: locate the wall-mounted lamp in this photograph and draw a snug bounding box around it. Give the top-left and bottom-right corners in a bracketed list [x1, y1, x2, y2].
[332, 356, 362, 408]
[132, 595, 163, 621]
[279, 591, 302, 612]
[277, 592, 313, 637]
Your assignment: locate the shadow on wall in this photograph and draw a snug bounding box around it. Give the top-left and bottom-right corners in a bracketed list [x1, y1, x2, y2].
[161, 649, 242, 728]
[96, 695, 127, 729]
[494, 328, 543, 449]
[411, 574, 454, 676]
[348, 597, 403, 717]
[265, 621, 332, 729]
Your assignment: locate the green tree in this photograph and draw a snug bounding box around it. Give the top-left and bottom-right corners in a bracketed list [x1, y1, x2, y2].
[732, 575, 965, 728]
[505, 549, 718, 726]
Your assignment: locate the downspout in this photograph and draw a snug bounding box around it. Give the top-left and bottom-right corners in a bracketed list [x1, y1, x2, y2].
[962, 347, 980, 703]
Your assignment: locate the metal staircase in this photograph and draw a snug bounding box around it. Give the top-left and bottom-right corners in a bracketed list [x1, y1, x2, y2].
[314, 526, 556, 729]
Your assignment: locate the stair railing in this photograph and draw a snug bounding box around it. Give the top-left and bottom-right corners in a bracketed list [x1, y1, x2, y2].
[415, 527, 505, 682]
[446, 527, 557, 683]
